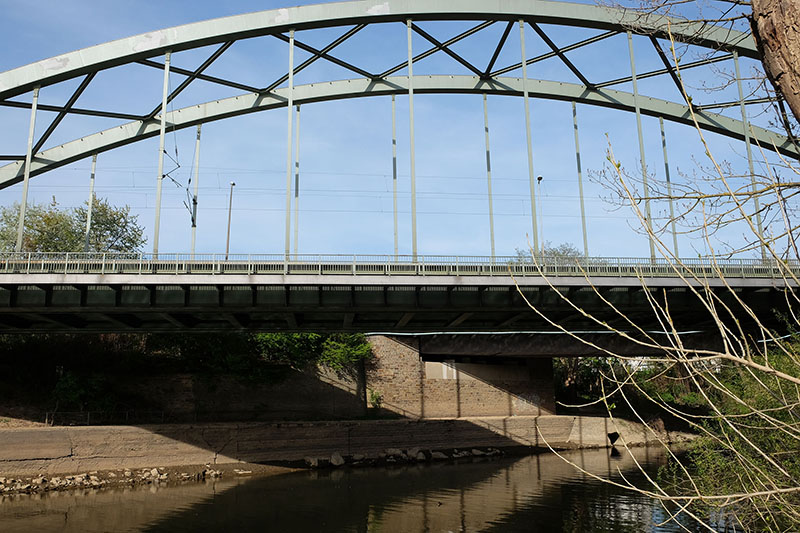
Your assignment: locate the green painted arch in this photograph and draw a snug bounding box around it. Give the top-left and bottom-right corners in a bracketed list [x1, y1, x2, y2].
[0, 0, 756, 100]
[0, 75, 794, 189]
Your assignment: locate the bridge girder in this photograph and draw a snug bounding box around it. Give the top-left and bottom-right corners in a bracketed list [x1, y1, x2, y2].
[0, 75, 796, 188]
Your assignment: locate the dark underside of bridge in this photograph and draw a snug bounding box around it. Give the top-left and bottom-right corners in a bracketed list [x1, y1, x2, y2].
[0, 282, 786, 342]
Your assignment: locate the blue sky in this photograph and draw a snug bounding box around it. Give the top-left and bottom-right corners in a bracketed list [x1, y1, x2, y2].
[0, 0, 782, 258]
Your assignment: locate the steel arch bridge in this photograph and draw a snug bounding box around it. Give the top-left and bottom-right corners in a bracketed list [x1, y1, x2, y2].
[0, 0, 795, 335]
[0, 0, 795, 258]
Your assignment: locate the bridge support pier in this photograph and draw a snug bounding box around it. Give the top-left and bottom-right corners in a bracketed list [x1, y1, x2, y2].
[365, 335, 556, 419]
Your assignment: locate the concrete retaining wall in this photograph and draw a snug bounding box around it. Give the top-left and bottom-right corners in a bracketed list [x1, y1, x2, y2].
[0, 415, 691, 476]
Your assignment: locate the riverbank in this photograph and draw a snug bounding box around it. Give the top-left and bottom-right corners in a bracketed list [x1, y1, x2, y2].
[0, 414, 693, 487]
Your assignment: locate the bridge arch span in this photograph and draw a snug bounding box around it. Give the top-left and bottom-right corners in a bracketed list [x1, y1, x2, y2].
[0, 75, 796, 187]
[0, 0, 757, 100]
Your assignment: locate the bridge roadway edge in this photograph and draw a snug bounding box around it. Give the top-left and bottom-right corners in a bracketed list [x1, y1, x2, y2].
[0, 272, 793, 288]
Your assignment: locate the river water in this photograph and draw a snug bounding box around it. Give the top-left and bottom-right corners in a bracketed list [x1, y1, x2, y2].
[0, 447, 718, 532]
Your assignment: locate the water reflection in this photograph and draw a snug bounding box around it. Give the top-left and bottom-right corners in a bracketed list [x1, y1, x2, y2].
[0, 447, 713, 532]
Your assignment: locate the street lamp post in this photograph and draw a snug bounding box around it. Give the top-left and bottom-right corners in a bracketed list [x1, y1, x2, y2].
[225, 181, 235, 260]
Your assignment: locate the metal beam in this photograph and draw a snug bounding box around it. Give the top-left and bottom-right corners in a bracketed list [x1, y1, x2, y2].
[648, 36, 690, 106]
[0, 99, 142, 121]
[272, 33, 375, 80]
[408, 20, 418, 260]
[145, 41, 234, 120]
[572, 102, 589, 257]
[484, 22, 514, 77]
[33, 73, 96, 154]
[84, 154, 97, 252]
[263, 24, 366, 92]
[483, 93, 496, 259]
[15, 86, 39, 252]
[520, 21, 539, 256]
[137, 58, 260, 93]
[285, 31, 295, 259]
[3, 75, 797, 187]
[491, 29, 617, 77]
[410, 22, 485, 77]
[391, 94, 399, 258]
[380, 21, 494, 78]
[152, 51, 171, 256]
[529, 22, 593, 88]
[628, 32, 655, 260]
[596, 52, 732, 89]
[0, 0, 759, 100]
[293, 104, 301, 255]
[695, 96, 776, 111]
[734, 50, 767, 261]
[659, 117, 679, 258]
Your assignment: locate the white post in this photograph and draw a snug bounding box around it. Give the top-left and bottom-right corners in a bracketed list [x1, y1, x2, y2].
[407, 20, 418, 260]
[392, 95, 399, 259]
[284, 31, 295, 259]
[190, 124, 202, 258]
[84, 154, 98, 252]
[153, 51, 171, 256]
[15, 86, 40, 252]
[293, 105, 301, 255]
[483, 93, 496, 260]
[520, 21, 539, 257]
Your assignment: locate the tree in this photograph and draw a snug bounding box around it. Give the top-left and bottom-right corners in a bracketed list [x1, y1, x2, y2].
[0, 197, 145, 253]
[526, 3, 800, 529]
[752, 1, 800, 124]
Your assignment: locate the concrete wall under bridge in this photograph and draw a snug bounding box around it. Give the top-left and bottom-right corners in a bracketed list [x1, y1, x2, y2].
[365, 335, 556, 418]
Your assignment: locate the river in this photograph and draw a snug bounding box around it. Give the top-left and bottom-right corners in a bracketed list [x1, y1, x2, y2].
[0, 447, 720, 532]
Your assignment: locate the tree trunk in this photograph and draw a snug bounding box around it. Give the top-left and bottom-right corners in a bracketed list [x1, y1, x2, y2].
[751, 0, 800, 123]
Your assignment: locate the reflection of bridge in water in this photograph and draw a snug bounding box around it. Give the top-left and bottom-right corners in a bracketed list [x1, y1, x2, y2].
[0, 253, 792, 341]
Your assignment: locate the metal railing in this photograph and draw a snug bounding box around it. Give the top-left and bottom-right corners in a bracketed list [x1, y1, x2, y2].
[0, 252, 796, 279]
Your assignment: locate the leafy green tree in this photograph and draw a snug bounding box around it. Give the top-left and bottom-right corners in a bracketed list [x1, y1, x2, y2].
[0, 197, 145, 252]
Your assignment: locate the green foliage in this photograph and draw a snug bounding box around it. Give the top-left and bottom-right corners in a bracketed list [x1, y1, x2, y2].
[633, 364, 707, 409]
[368, 389, 383, 409]
[253, 333, 324, 369]
[0, 197, 145, 252]
[554, 356, 615, 402]
[320, 334, 372, 371]
[74, 198, 146, 252]
[51, 371, 117, 412]
[652, 347, 800, 531]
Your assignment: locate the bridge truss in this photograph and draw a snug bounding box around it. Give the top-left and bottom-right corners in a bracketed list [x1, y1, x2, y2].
[0, 0, 795, 263]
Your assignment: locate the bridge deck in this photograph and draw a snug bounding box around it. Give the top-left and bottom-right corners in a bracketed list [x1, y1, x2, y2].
[0, 254, 791, 334]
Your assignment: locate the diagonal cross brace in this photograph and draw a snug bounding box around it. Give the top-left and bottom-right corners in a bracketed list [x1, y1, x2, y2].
[649, 36, 692, 107]
[145, 41, 234, 121]
[273, 31, 375, 80]
[484, 22, 514, 77]
[32, 73, 96, 154]
[264, 24, 366, 92]
[410, 23, 484, 77]
[529, 22, 593, 88]
[138, 58, 260, 93]
[380, 21, 494, 78]
[0, 99, 141, 121]
[491, 30, 616, 77]
[596, 52, 732, 88]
